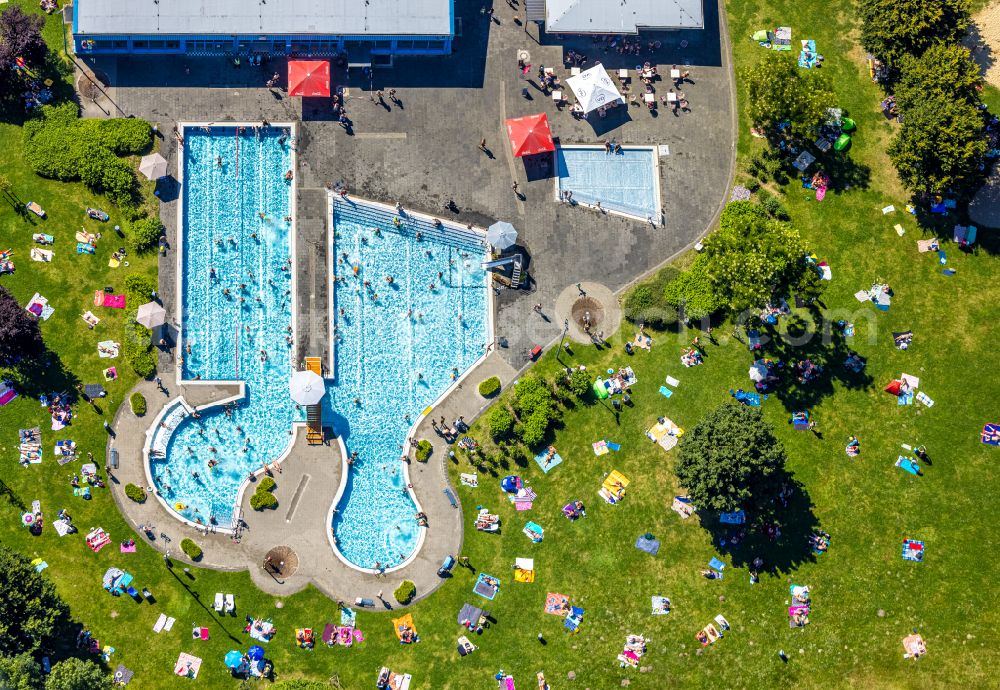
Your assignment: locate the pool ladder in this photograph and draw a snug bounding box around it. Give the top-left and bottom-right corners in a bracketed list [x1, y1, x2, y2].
[305, 357, 325, 445]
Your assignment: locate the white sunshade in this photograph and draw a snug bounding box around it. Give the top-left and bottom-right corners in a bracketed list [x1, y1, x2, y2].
[565, 64, 623, 113]
[749, 362, 768, 382]
[289, 369, 325, 405]
[486, 221, 518, 250]
[138, 153, 168, 180]
[135, 301, 167, 328]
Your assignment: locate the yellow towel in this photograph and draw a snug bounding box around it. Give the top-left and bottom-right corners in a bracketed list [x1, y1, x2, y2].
[392, 614, 416, 639]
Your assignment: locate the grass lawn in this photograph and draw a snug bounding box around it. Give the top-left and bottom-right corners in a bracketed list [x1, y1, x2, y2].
[1, 0, 999, 688]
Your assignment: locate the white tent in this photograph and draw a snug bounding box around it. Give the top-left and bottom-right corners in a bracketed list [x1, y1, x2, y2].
[565, 64, 623, 113]
[289, 370, 325, 405]
[138, 153, 168, 180]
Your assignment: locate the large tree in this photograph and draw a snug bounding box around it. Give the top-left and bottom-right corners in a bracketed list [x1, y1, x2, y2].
[0, 653, 43, 690]
[895, 44, 983, 113]
[703, 202, 821, 313]
[859, 0, 971, 71]
[676, 404, 787, 516]
[888, 96, 988, 199]
[0, 6, 47, 68]
[0, 286, 44, 365]
[742, 51, 835, 141]
[0, 545, 71, 656]
[44, 659, 107, 690]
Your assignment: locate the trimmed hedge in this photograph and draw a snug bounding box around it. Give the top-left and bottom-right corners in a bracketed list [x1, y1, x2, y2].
[415, 440, 432, 462]
[567, 369, 591, 398]
[128, 216, 163, 254]
[129, 392, 146, 416]
[180, 538, 202, 561]
[394, 580, 416, 604]
[477, 376, 501, 397]
[250, 491, 278, 511]
[257, 476, 276, 492]
[22, 104, 151, 211]
[124, 483, 146, 503]
[121, 275, 158, 378]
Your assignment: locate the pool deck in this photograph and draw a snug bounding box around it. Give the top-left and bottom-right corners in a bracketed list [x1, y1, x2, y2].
[109, 352, 517, 603]
[90, 0, 734, 603]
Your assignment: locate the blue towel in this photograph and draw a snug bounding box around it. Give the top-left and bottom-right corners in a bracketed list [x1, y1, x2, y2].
[635, 536, 660, 555]
[708, 557, 726, 571]
[938, 250, 947, 265]
[605, 441, 621, 452]
[659, 386, 673, 398]
[897, 456, 920, 475]
[533, 449, 563, 474]
[942, 269, 956, 276]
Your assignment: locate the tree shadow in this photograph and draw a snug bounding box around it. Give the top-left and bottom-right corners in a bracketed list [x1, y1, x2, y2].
[754, 310, 874, 413]
[4, 349, 81, 402]
[702, 470, 821, 575]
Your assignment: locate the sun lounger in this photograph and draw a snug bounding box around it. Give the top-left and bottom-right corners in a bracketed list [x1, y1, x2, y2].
[213, 593, 224, 612]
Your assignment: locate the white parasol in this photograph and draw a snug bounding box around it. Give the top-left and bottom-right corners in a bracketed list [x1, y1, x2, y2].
[486, 221, 518, 250]
[289, 369, 325, 405]
[135, 301, 167, 328]
[565, 64, 623, 113]
[138, 153, 169, 180]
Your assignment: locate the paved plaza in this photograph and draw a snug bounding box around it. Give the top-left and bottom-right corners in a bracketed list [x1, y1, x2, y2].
[94, 0, 735, 604]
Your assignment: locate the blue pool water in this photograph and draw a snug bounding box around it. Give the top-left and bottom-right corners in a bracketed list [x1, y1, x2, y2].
[149, 126, 300, 527]
[556, 146, 659, 220]
[326, 199, 489, 569]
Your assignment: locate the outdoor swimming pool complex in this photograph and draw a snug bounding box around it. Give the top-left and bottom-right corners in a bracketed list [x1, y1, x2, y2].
[555, 145, 661, 221]
[326, 198, 490, 569]
[148, 125, 300, 527]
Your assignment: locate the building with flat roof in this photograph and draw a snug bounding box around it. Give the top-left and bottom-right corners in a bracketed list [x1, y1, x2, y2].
[72, 0, 455, 58]
[534, 0, 703, 34]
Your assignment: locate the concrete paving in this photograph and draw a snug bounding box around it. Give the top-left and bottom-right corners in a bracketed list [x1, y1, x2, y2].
[90, 0, 735, 604]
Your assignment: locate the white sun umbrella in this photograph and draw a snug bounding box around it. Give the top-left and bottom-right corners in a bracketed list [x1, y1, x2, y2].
[565, 63, 623, 113]
[138, 153, 169, 180]
[748, 361, 768, 383]
[289, 369, 325, 405]
[135, 301, 167, 328]
[486, 221, 518, 250]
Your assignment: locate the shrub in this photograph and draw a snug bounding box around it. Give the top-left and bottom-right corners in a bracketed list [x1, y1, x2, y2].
[518, 413, 549, 448]
[567, 369, 591, 398]
[122, 323, 156, 378]
[95, 118, 153, 155]
[393, 580, 416, 604]
[128, 216, 163, 254]
[663, 255, 724, 322]
[180, 538, 202, 561]
[257, 476, 276, 492]
[250, 491, 278, 510]
[124, 483, 146, 503]
[129, 392, 146, 416]
[415, 439, 433, 462]
[621, 268, 680, 328]
[488, 405, 515, 440]
[478, 376, 501, 397]
[123, 274, 157, 303]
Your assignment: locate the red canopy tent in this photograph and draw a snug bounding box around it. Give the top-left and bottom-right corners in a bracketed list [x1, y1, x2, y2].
[505, 113, 555, 157]
[288, 60, 330, 97]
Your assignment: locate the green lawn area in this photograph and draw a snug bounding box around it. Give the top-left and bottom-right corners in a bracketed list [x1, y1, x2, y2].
[2, 0, 999, 688]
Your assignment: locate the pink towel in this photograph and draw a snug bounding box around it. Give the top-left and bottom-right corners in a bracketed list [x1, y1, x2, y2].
[120, 543, 136, 553]
[353, 629, 364, 642]
[104, 295, 126, 309]
[515, 502, 533, 511]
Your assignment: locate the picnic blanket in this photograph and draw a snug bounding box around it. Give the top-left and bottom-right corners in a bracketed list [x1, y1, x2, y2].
[772, 26, 792, 50]
[981, 423, 1000, 446]
[646, 418, 682, 451]
[25, 293, 54, 320]
[174, 653, 202, 679]
[0, 381, 17, 407]
[113, 664, 134, 686]
[635, 535, 660, 556]
[473, 573, 499, 600]
[545, 592, 570, 616]
[82, 311, 100, 328]
[457, 603, 484, 627]
[97, 340, 120, 358]
[651, 596, 670, 615]
[94, 291, 126, 308]
[902, 539, 925, 562]
[798, 39, 819, 68]
[534, 449, 564, 474]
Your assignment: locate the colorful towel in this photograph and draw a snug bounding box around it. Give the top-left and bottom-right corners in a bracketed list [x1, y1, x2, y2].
[120, 542, 136, 553]
[592, 440, 608, 456]
[97, 340, 120, 358]
[915, 392, 934, 408]
[981, 423, 1000, 446]
[340, 607, 357, 627]
[651, 596, 670, 615]
[459, 473, 478, 487]
[95, 291, 126, 308]
[533, 449, 563, 474]
[514, 501, 533, 511]
[545, 592, 569, 616]
[902, 539, 925, 562]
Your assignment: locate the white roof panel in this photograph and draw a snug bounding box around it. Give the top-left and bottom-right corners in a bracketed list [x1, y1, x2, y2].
[76, 0, 453, 37]
[546, 0, 703, 33]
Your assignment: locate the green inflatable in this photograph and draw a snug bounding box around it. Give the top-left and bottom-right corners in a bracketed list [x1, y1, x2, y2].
[841, 117, 856, 132]
[592, 379, 609, 399]
[834, 133, 851, 151]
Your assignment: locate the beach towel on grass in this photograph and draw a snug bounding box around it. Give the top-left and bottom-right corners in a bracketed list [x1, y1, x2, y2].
[659, 385, 673, 398]
[340, 607, 357, 627]
[635, 536, 660, 556]
[25, 293, 54, 320]
[97, 341, 120, 358]
[94, 291, 126, 308]
[916, 238, 938, 253]
[460, 473, 478, 487]
[665, 376, 680, 387]
[545, 592, 569, 616]
[982, 423, 1000, 446]
[533, 449, 563, 474]
[651, 596, 670, 615]
[915, 392, 934, 407]
[896, 456, 920, 475]
[592, 440, 609, 456]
